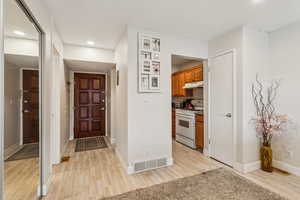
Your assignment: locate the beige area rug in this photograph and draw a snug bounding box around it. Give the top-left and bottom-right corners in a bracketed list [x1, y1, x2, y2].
[101, 168, 287, 200]
[75, 136, 107, 152]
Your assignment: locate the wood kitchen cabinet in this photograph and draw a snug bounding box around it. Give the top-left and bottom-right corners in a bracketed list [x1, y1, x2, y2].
[194, 67, 203, 82]
[172, 64, 203, 97]
[184, 69, 195, 83]
[196, 114, 204, 149]
[172, 109, 176, 138]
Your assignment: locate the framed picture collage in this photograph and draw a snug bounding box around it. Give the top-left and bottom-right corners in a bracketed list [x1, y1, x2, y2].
[138, 33, 161, 93]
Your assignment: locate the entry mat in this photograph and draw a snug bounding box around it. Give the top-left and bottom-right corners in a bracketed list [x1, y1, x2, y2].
[75, 136, 108, 152]
[6, 143, 39, 162]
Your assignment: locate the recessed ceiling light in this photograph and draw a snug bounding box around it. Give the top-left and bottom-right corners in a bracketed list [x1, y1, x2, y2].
[13, 30, 25, 36]
[87, 41, 95, 46]
[252, 0, 264, 4]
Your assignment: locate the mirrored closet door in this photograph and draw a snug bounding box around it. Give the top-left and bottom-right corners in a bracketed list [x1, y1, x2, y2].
[3, 0, 42, 199]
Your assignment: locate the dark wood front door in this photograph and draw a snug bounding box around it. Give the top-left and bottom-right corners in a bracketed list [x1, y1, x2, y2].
[23, 70, 39, 144]
[74, 73, 106, 138]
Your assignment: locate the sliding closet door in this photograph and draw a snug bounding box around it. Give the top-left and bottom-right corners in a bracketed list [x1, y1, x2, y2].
[2, 0, 44, 199]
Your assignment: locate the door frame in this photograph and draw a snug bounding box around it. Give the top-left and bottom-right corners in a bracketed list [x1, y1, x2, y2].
[20, 68, 39, 145]
[207, 49, 238, 169]
[69, 71, 108, 140]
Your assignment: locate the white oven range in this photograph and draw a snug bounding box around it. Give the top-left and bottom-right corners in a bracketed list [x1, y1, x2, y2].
[175, 109, 197, 149]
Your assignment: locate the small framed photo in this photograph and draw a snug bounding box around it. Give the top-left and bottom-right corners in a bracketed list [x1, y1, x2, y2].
[140, 74, 149, 91]
[152, 61, 160, 75]
[153, 52, 160, 61]
[140, 36, 152, 50]
[152, 38, 160, 52]
[140, 51, 152, 60]
[140, 60, 151, 74]
[149, 75, 160, 90]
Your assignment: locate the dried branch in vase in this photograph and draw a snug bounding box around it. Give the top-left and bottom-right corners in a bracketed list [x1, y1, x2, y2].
[251, 75, 289, 147]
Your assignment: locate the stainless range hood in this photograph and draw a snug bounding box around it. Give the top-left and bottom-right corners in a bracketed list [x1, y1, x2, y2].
[183, 81, 204, 89]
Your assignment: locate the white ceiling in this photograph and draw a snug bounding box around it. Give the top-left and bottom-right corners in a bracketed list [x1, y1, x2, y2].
[65, 59, 116, 73]
[4, 0, 39, 40]
[5, 54, 39, 69]
[44, 0, 300, 50]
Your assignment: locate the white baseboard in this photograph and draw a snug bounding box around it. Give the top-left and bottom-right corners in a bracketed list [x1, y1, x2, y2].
[273, 160, 300, 176]
[110, 137, 116, 144]
[37, 176, 52, 196]
[203, 148, 209, 157]
[235, 160, 300, 176]
[234, 161, 260, 173]
[4, 143, 22, 160]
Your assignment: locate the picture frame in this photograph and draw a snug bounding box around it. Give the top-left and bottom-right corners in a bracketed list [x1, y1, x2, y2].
[149, 75, 160, 90]
[138, 32, 161, 93]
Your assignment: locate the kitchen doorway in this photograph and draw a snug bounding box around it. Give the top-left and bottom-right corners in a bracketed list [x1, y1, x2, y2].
[171, 54, 205, 154]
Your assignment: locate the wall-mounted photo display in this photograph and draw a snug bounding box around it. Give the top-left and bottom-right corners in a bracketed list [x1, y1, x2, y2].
[138, 33, 161, 93]
[152, 61, 160, 75]
[153, 52, 160, 61]
[141, 60, 151, 74]
[149, 75, 160, 90]
[152, 38, 160, 52]
[141, 74, 150, 91]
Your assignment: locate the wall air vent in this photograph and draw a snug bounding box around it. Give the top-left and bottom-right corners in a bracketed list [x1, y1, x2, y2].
[134, 157, 168, 173]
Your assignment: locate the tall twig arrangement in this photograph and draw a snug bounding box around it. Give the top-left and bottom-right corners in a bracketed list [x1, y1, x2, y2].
[252, 75, 288, 146]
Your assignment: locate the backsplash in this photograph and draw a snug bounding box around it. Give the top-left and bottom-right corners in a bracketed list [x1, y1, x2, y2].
[172, 87, 203, 104]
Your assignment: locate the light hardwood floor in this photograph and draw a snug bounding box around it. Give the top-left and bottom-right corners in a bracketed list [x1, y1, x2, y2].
[43, 139, 300, 200]
[4, 158, 39, 200]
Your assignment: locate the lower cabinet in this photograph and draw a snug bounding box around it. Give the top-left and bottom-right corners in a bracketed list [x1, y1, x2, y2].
[196, 114, 204, 149]
[172, 109, 176, 138]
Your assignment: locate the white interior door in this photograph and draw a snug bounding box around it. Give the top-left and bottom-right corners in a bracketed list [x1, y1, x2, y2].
[209, 51, 234, 167]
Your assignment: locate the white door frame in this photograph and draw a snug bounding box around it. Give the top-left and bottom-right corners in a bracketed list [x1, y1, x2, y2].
[19, 68, 39, 146]
[69, 71, 108, 140]
[207, 49, 238, 169]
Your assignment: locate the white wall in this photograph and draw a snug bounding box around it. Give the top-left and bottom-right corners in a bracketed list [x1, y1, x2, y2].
[64, 44, 115, 63]
[125, 26, 208, 171]
[243, 27, 270, 164]
[4, 62, 20, 150]
[208, 26, 270, 169]
[4, 37, 39, 56]
[269, 21, 300, 168]
[0, 0, 4, 197]
[60, 63, 69, 156]
[109, 68, 116, 144]
[114, 31, 129, 168]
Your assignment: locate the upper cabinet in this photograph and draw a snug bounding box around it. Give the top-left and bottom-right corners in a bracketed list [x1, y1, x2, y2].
[194, 67, 203, 82]
[172, 64, 203, 97]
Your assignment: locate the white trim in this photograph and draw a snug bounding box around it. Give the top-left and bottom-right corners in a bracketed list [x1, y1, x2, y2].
[19, 68, 39, 146]
[207, 49, 238, 169]
[110, 137, 116, 144]
[37, 174, 51, 196]
[4, 143, 22, 160]
[273, 160, 300, 176]
[69, 71, 108, 140]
